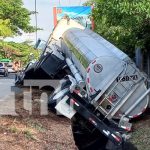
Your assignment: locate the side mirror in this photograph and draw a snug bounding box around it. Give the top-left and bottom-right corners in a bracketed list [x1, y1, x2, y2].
[34, 38, 48, 51]
[34, 38, 41, 49]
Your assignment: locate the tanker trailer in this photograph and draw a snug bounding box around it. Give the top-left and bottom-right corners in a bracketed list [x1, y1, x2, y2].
[14, 17, 149, 149]
[60, 27, 149, 120]
[46, 19, 150, 150]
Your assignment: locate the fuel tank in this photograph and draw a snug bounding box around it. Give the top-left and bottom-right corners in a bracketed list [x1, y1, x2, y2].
[61, 27, 148, 119]
[61, 28, 128, 93]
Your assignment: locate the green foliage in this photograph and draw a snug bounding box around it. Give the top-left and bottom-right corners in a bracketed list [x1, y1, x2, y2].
[0, 41, 39, 65]
[87, 0, 150, 56]
[0, 0, 41, 65]
[0, 0, 35, 37]
[0, 19, 13, 38]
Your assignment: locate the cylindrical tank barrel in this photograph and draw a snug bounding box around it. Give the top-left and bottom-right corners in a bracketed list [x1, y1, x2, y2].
[61, 27, 148, 120]
[62, 28, 128, 79]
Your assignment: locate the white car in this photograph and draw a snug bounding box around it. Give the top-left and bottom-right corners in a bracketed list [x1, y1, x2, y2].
[7, 63, 16, 73]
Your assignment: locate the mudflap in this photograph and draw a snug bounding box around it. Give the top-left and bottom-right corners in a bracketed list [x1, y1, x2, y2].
[55, 95, 76, 118]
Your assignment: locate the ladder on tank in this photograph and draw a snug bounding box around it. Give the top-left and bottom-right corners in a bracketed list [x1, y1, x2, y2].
[95, 65, 146, 119]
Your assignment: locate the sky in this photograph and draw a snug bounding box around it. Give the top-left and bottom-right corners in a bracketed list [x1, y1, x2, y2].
[6, 0, 87, 43]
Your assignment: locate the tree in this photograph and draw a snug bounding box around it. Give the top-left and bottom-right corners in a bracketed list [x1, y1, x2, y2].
[0, 19, 13, 38]
[86, 0, 150, 56]
[0, 41, 39, 65]
[0, 0, 35, 37]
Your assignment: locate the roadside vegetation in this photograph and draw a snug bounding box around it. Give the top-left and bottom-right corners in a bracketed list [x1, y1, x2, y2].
[0, 0, 39, 65]
[86, 0, 150, 57]
[0, 0, 36, 37]
[85, 1, 150, 149]
[0, 41, 39, 65]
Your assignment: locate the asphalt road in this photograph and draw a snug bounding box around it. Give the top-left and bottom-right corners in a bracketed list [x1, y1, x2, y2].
[0, 73, 16, 79]
[0, 73, 20, 115]
[0, 73, 16, 99]
[0, 73, 16, 94]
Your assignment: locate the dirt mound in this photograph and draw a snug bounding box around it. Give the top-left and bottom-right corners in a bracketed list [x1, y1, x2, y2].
[0, 88, 76, 150]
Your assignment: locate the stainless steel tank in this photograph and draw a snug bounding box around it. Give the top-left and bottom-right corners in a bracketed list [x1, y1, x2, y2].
[61, 27, 149, 119]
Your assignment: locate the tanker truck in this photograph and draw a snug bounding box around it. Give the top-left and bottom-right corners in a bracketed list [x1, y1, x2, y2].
[16, 18, 150, 150]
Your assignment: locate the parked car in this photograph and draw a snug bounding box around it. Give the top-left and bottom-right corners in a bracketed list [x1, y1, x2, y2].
[0, 62, 8, 77]
[7, 63, 16, 73]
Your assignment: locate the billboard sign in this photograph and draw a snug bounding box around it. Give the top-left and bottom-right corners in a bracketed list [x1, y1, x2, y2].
[53, 6, 93, 29]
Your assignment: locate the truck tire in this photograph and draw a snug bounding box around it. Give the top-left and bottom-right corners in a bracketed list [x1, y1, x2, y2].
[48, 87, 69, 114]
[71, 114, 137, 150]
[48, 93, 57, 113]
[48, 79, 71, 114]
[71, 114, 108, 150]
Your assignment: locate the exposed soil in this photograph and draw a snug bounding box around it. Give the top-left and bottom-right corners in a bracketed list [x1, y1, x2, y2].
[0, 88, 149, 150]
[0, 88, 76, 150]
[130, 110, 150, 150]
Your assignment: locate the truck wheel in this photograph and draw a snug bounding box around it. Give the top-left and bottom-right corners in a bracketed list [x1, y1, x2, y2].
[48, 87, 69, 114]
[71, 114, 108, 150]
[71, 114, 137, 150]
[48, 93, 57, 113]
[48, 79, 70, 114]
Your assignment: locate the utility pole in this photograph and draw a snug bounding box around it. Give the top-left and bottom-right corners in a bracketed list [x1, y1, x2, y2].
[35, 0, 38, 43]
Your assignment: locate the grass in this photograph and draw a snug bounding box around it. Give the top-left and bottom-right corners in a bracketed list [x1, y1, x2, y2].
[23, 129, 37, 140]
[130, 125, 150, 150]
[27, 120, 46, 132]
[9, 125, 37, 140]
[9, 126, 19, 133]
